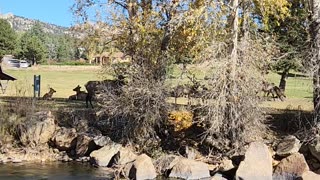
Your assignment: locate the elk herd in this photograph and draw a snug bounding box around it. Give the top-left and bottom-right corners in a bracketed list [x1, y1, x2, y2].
[41, 74, 286, 108]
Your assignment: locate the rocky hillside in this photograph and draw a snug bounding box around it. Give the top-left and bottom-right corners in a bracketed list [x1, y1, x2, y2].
[0, 13, 71, 35]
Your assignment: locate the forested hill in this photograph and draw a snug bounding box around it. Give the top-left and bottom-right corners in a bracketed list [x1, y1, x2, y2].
[0, 13, 71, 35]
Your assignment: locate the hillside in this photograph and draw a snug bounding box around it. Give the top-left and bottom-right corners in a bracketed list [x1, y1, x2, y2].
[0, 13, 71, 35]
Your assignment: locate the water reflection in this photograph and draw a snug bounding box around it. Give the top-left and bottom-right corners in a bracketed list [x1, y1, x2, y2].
[0, 162, 114, 180]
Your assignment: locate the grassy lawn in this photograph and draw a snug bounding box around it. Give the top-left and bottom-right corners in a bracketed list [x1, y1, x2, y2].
[263, 72, 313, 111]
[0, 65, 314, 111]
[1, 65, 104, 98]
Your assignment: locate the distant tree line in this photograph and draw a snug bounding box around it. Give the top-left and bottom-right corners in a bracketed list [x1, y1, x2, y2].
[0, 19, 87, 65]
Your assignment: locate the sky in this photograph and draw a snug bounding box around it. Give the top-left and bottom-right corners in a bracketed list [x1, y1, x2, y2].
[0, 0, 75, 27]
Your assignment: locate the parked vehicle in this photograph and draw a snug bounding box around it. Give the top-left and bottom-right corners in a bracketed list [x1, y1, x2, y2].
[5, 59, 20, 68]
[20, 60, 31, 68]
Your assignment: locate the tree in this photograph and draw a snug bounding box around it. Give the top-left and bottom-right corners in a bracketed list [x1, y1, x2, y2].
[0, 19, 16, 59]
[18, 32, 46, 65]
[72, 0, 212, 151]
[268, 0, 309, 92]
[71, 22, 109, 64]
[310, 0, 320, 108]
[71, 0, 293, 154]
[56, 35, 77, 61]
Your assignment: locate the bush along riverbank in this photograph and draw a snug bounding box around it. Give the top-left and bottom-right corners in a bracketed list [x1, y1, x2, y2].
[1, 110, 320, 179]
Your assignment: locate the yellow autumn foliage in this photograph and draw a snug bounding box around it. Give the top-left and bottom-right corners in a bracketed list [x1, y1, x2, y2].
[168, 111, 193, 132]
[254, 0, 291, 29]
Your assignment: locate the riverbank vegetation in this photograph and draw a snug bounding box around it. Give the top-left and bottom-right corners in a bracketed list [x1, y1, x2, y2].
[1, 0, 320, 179]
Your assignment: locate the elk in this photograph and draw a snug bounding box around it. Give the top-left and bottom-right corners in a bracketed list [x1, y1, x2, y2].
[69, 85, 87, 100]
[261, 81, 286, 101]
[196, 84, 211, 104]
[43, 87, 56, 100]
[171, 84, 189, 104]
[171, 74, 201, 105]
[85, 75, 125, 108]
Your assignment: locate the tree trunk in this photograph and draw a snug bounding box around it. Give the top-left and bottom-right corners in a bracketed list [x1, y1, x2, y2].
[230, 0, 239, 80]
[279, 69, 289, 92]
[311, 0, 320, 109]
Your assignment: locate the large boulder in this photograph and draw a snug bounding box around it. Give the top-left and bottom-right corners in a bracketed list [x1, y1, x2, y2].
[169, 157, 210, 179]
[112, 147, 137, 165]
[19, 111, 56, 147]
[129, 154, 157, 180]
[90, 143, 121, 167]
[301, 171, 320, 180]
[273, 153, 309, 179]
[276, 135, 301, 157]
[50, 127, 77, 151]
[75, 134, 94, 157]
[155, 155, 180, 175]
[218, 158, 234, 172]
[308, 135, 320, 162]
[235, 142, 273, 180]
[93, 135, 112, 147]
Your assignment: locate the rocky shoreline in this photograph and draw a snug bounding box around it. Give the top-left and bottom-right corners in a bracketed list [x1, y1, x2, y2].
[1, 110, 320, 179]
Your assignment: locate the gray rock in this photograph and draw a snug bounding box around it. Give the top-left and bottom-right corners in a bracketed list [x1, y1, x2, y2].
[129, 154, 157, 180]
[169, 157, 210, 180]
[235, 142, 273, 180]
[300, 171, 320, 180]
[218, 158, 234, 172]
[19, 111, 56, 147]
[93, 135, 111, 147]
[309, 135, 320, 162]
[75, 134, 93, 157]
[276, 135, 301, 157]
[212, 173, 228, 180]
[112, 147, 137, 165]
[51, 127, 78, 151]
[273, 153, 309, 179]
[155, 155, 180, 175]
[90, 143, 121, 167]
[61, 154, 72, 162]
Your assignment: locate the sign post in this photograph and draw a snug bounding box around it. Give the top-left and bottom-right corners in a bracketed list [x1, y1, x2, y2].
[34, 75, 41, 98]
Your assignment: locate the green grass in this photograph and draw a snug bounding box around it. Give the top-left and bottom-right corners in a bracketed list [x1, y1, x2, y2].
[0, 65, 315, 111]
[168, 65, 314, 111]
[266, 72, 312, 99]
[262, 71, 313, 111]
[1, 65, 105, 98]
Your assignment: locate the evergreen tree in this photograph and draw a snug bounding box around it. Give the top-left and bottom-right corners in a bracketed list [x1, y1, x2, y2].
[269, 0, 309, 91]
[19, 32, 46, 65]
[0, 19, 16, 59]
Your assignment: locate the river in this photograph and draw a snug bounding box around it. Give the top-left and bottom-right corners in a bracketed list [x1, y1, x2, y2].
[0, 162, 114, 180]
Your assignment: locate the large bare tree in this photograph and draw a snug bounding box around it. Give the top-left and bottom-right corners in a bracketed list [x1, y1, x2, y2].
[310, 0, 320, 109]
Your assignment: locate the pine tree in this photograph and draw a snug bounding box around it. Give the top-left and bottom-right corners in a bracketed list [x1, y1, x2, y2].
[0, 19, 16, 59]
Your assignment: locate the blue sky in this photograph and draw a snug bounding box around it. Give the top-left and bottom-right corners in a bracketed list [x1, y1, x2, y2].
[0, 0, 75, 27]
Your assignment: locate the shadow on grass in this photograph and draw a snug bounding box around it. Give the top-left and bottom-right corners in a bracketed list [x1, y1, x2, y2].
[276, 72, 309, 78]
[0, 96, 89, 109]
[264, 107, 315, 138]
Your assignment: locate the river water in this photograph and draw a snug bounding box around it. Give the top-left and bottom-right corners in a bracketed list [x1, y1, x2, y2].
[0, 162, 114, 180]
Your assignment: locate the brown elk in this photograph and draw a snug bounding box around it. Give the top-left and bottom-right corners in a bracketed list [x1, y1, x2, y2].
[261, 81, 286, 101]
[171, 75, 201, 105]
[85, 75, 125, 108]
[43, 87, 56, 100]
[69, 85, 87, 100]
[196, 84, 210, 104]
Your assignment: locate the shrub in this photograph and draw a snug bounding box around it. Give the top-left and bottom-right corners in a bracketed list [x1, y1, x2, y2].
[96, 69, 171, 154]
[168, 110, 193, 132]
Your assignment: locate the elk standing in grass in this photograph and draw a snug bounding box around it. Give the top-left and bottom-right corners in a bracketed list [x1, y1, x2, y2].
[85, 75, 125, 108]
[69, 85, 87, 100]
[43, 87, 56, 100]
[171, 74, 201, 105]
[261, 81, 286, 101]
